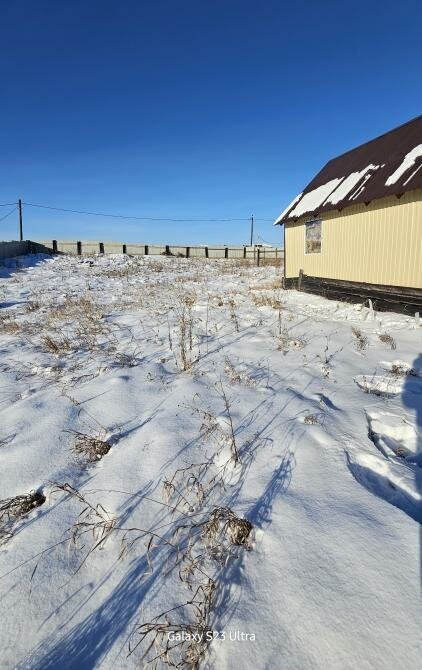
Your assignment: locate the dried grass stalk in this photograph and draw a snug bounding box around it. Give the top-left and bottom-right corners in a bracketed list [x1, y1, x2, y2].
[351, 326, 368, 351]
[0, 491, 45, 543]
[379, 332, 396, 350]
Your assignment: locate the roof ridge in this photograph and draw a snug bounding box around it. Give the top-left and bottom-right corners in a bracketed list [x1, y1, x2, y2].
[325, 114, 422, 166]
[275, 115, 422, 225]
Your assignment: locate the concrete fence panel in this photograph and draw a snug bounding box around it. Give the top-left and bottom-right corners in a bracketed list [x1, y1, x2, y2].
[0, 240, 54, 261]
[39, 240, 283, 259]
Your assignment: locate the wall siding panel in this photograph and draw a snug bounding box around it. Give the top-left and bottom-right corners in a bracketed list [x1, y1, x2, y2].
[285, 189, 422, 288]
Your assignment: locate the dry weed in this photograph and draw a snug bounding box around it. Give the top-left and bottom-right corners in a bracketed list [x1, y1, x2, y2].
[131, 501, 252, 667]
[351, 326, 368, 351]
[304, 414, 320, 425]
[277, 325, 306, 353]
[390, 363, 410, 378]
[50, 483, 116, 566]
[25, 298, 42, 312]
[0, 491, 45, 543]
[130, 581, 216, 668]
[71, 431, 111, 462]
[252, 293, 284, 309]
[168, 292, 199, 371]
[113, 350, 142, 367]
[250, 277, 282, 291]
[379, 332, 396, 350]
[227, 297, 240, 332]
[202, 506, 252, 553]
[41, 334, 74, 355]
[316, 337, 344, 378]
[148, 261, 164, 272]
[224, 358, 255, 387]
[0, 314, 21, 334]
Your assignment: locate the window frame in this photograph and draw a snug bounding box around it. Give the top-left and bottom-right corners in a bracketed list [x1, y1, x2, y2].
[304, 218, 322, 255]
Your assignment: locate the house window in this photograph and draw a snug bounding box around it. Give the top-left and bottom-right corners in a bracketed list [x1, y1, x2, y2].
[305, 219, 322, 254]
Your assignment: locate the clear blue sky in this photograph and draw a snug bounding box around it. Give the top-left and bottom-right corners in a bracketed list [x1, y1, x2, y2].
[1, 0, 421, 245]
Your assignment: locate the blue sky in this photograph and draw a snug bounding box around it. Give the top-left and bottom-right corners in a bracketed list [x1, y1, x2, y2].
[1, 0, 421, 245]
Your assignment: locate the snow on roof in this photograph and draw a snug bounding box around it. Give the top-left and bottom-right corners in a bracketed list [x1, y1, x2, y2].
[288, 178, 342, 218]
[275, 115, 422, 224]
[326, 165, 380, 205]
[385, 144, 422, 186]
[274, 193, 302, 225]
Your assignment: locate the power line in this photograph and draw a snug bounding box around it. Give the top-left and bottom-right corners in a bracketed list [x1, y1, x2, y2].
[0, 207, 17, 223]
[0, 202, 17, 207]
[23, 202, 252, 222]
[255, 233, 281, 245]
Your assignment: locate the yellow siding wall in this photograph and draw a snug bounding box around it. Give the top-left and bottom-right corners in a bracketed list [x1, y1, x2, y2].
[285, 188, 422, 288]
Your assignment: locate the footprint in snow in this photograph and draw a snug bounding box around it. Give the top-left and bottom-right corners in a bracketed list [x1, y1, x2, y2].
[346, 449, 422, 523]
[366, 409, 420, 463]
[354, 361, 422, 397]
[346, 409, 422, 522]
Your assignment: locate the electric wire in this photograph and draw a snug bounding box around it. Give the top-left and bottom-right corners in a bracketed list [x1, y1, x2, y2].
[23, 202, 254, 222]
[0, 207, 17, 223]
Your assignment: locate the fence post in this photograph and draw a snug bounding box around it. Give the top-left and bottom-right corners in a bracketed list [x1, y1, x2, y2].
[18, 199, 23, 241]
[298, 268, 303, 290]
[122, 244, 127, 254]
[99, 242, 104, 254]
[165, 245, 170, 255]
[275, 248, 278, 259]
[224, 247, 228, 259]
[243, 246, 246, 259]
[52, 240, 58, 253]
[144, 245, 149, 255]
[205, 246, 209, 258]
[257, 248, 261, 267]
[186, 246, 190, 258]
[77, 241, 82, 255]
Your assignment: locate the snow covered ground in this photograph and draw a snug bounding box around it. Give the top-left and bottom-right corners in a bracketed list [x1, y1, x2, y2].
[0, 253, 421, 670]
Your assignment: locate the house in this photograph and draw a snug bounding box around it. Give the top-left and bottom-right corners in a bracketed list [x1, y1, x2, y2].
[274, 116, 422, 313]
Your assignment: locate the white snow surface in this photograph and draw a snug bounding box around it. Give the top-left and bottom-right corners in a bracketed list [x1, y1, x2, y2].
[385, 144, 422, 186]
[0, 254, 421, 669]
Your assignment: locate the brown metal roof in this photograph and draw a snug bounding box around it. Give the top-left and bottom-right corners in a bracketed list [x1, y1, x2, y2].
[276, 115, 422, 224]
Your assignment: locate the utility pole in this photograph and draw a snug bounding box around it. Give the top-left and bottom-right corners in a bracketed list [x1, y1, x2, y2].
[18, 199, 23, 241]
[250, 214, 254, 246]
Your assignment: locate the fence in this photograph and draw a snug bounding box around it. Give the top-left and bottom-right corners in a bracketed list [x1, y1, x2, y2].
[41, 240, 283, 261]
[0, 240, 54, 261]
